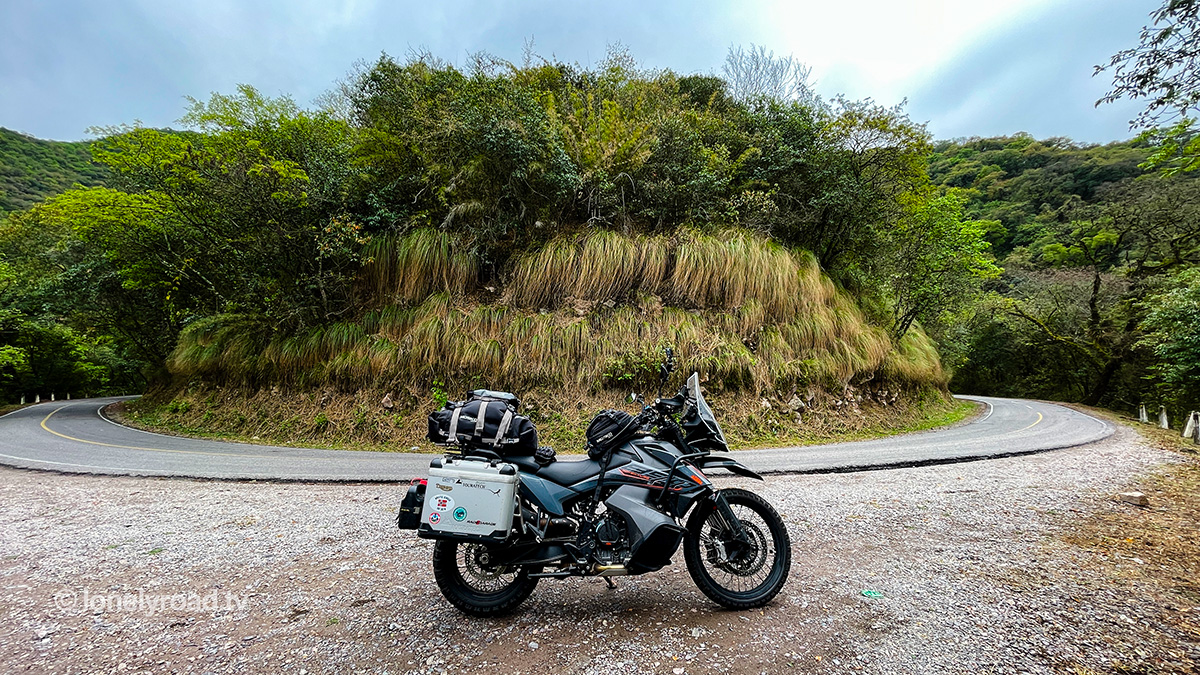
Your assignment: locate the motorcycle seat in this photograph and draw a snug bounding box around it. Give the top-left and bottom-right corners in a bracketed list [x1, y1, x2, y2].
[536, 455, 630, 486]
[503, 454, 542, 474]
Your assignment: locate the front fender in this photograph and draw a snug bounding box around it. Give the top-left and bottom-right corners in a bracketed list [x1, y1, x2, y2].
[695, 455, 763, 481]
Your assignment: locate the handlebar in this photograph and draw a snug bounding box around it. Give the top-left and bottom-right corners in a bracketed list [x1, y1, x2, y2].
[633, 393, 687, 430]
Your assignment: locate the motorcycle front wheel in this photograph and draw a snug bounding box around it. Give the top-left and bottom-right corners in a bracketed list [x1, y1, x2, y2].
[431, 539, 539, 617]
[683, 488, 791, 609]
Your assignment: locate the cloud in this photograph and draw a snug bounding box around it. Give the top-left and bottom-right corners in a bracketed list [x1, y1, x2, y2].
[0, 0, 755, 139]
[904, 0, 1152, 142]
[0, 0, 1162, 143]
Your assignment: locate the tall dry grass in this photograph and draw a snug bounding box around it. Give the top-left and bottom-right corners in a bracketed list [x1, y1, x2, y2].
[361, 229, 477, 303]
[170, 228, 947, 394]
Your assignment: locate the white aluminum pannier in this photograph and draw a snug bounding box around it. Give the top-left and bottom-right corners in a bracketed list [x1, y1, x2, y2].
[418, 457, 519, 542]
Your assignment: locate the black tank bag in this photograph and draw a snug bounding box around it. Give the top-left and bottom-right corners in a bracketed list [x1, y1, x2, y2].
[585, 409, 640, 461]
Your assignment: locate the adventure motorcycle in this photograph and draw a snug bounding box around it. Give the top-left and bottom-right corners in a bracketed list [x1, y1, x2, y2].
[397, 349, 791, 616]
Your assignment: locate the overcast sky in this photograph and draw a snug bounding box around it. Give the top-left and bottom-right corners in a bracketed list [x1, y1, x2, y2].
[0, 0, 1154, 142]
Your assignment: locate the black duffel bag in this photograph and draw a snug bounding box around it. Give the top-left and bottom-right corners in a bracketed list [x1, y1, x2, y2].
[585, 409, 641, 460]
[427, 390, 538, 454]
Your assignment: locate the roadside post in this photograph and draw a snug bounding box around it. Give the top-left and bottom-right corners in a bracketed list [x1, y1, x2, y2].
[1139, 404, 1149, 423]
[1186, 412, 1200, 445]
[1159, 406, 1170, 429]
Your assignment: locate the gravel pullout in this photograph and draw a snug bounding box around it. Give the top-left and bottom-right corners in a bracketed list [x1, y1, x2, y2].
[0, 425, 1186, 674]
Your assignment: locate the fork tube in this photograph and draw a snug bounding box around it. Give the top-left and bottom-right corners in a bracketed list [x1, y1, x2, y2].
[712, 491, 749, 540]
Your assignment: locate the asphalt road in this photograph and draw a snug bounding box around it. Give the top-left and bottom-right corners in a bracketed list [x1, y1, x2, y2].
[0, 395, 1113, 481]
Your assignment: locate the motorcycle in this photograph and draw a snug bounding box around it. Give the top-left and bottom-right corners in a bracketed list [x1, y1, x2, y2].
[397, 349, 791, 616]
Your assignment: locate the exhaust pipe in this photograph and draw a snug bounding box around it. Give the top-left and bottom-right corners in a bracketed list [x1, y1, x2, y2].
[595, 564, 629, 577]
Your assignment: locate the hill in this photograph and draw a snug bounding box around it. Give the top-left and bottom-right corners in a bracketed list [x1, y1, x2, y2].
[0, 127, 108, 215]
[2, 49, 993, 448]
[146, 227, 948, 449]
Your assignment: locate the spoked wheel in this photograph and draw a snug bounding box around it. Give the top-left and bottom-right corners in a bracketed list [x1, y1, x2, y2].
[431, 540, 538, 617]
[683, 488, 791, 609]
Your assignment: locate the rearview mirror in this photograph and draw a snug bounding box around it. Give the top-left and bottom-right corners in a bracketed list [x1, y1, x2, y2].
[659, 346, 676, 383]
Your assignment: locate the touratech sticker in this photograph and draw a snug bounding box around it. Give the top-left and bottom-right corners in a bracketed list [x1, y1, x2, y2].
[428, 512, 441, 525]
[431, 495, 454, 512]
[453, 507, 467, 521]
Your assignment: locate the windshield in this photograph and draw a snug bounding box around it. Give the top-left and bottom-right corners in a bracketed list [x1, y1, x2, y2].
[683, 373, 729, 452]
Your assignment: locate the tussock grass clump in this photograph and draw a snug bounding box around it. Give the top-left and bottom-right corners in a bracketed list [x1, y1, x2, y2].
[170, 315, 274, 381]
[508, 231, 670, 307]
[170, 228, 947, 396]
[883, 328, 945, 384]
[506, 229, 825, 317]
[361, 229, 477, 303]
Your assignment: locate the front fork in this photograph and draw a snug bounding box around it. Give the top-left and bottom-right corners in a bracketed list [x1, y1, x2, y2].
[709, 490, 749, 542]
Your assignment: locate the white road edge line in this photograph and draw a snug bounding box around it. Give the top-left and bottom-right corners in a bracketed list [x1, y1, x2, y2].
[0, 451, 158, 473]
[978, 399, 994, 423]
[0, 401, 53, 421]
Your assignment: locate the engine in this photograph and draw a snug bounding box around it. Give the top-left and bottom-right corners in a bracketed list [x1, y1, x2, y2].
[587, 511, 631, 566]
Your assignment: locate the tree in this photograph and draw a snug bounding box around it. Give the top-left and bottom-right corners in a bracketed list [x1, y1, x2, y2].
[1098, 0, 1200, 173]
[81, 90, 365, 329]
[722, 44, 818, 105]
[887, 192, 1001, 339]
[1005, 177, 1200, 405]
[1140, 267, 1200, 414]
[1098, 0, 1200, 128]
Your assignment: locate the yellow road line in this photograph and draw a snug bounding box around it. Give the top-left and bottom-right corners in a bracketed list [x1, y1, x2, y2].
[38, 406, 366, 461]
[1018, 412, 1044, 431]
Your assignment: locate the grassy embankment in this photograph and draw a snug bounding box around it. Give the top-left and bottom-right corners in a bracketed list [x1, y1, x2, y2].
[1050, 405, 1200, 672]
[117, 392, 975, 454]
[126, 228, 960, 452]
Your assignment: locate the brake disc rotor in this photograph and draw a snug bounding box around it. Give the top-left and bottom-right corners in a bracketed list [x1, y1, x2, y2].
[463, 545, 508, 584]
[705, 520, 769, 577]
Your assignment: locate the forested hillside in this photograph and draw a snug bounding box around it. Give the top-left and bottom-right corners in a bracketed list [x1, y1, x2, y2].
[0, 128, 108, 215]
[934, 135, 1200, 417]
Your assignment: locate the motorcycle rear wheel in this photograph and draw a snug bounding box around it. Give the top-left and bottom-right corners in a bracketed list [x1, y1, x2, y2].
[683, 488, 791, 609]
[431, 539, 538, 617]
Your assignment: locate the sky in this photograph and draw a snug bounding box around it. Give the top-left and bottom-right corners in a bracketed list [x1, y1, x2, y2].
[0, 0, 1155, 143]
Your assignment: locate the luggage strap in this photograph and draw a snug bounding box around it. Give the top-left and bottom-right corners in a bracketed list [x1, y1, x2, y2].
[474, 401, 490, 438]
[448, 405, 464, 444]
[493, 409, 515, 444]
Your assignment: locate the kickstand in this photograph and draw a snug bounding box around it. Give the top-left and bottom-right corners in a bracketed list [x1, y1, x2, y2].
[604, 577, 617, 590]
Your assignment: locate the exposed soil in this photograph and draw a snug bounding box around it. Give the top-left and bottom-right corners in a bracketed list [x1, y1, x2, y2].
[0, 423, 1195, 674]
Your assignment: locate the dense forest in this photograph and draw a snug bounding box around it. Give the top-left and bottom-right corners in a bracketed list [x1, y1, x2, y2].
[1, 36, 1197, 442]
[0, 128, 130, 402]
[931, 134, 1200, 416]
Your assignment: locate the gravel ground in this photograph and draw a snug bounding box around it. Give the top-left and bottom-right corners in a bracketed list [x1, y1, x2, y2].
[0, 424, 1192, 674]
